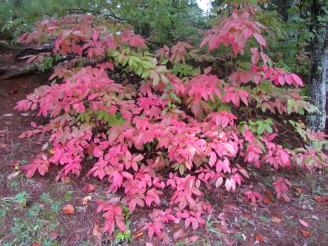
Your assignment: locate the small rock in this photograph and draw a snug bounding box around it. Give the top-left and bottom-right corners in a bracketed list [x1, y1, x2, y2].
[21, 113, 29, 116]
[3, 113, 13, 117]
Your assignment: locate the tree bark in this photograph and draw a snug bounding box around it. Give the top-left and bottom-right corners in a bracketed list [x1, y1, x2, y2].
[306, 0, 327, 132]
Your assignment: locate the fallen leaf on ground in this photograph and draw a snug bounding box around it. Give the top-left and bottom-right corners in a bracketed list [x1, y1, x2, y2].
[10, 162, 20, 168]
[255, 234, 265, 243]
[212, 222, 235, 235]
[282, 193, 291, 203]
[270, 217, 281, 223]
[50, 232, 58, 240]
[31, 244, 41, 246]
[0, 143, 8, 148]
[62, 204, 74, 215]
[49, 149, 55, 154]
[299, 219, 309, 227]
[93, 224, 102, 245]
[82, 196, 92, 205]
[223, 204, 242, 214]
[63, 176, 70, 184]
[18, 133, 26, 138]
[301, 229, 311, 237]
[313, 195, 328, 203]
[132, 231, 144, 239]
[7, 171, 21, 180]
[82, 183, 95, 193]
[173, 229, 188, 241]
[189, 235, 199, 242]
[294, 187, 303, 194]
[264, 190, 273, 196]
[263, 196, 272, 204]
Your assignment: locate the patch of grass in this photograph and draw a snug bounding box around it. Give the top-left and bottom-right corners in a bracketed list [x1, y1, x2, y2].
[0, 191, 29, 209]
[204, 215, 228, 244]
[50, 201, 62, 213]
[8, 180, 19, 189]
[176, 239, 212, 246]
[63, 190, 74, 201]
[3, 202, 60, 246]
[6, 173, 37, 191]
[41, 192, 52, 204]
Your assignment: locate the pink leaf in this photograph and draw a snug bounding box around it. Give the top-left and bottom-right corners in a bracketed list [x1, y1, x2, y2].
[253, 33, 267, 47]
[189, 235, 199, 242]
[299, 219, 309, 227]
[291, 74, 304, 86]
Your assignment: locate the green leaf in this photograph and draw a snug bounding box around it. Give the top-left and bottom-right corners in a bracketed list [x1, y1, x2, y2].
[218, 104, 231, 112]
[153, 74, 160, 86]
[257, 122, 265, 135]
[169, 92, 181, 103]
[264, 124, 273, 133]
[162, 107, 169, 115]
[179, 164, 185, 175]
[287, 99, 295, 114]
[160, 74, 170, 84]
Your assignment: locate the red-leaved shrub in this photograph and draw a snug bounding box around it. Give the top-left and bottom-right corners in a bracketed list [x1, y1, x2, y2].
[16, 3, 327, 239]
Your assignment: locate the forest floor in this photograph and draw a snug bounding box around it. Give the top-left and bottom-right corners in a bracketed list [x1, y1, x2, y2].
[0, 48, 328, 246]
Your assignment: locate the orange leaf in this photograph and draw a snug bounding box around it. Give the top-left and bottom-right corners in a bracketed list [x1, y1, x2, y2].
[49, 149, 55, 154]
[18, 133, 26, 138]
[264, 190, 273, 196]
[63, 176, 70, 184]
[255, 234, 264, 243]
[32, 244, 41, 246]
[294, 187, 303, 194]
[18, 202, 27, 208]
[270, 217, 281, 223]
[301, 229, 311, 237]
[62, 204, 74, 215]
[132, 231, 144, 239]
[263, 196, 272, 204]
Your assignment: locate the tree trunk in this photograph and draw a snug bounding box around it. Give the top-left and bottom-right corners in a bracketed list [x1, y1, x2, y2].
[306, 0, 327, 132]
